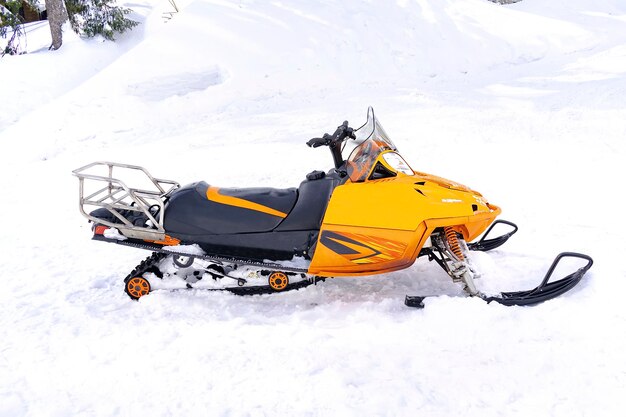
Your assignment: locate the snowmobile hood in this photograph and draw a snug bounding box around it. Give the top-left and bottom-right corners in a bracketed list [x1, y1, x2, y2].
[407, 173, 493, 216]
[412, 171, 479, 195]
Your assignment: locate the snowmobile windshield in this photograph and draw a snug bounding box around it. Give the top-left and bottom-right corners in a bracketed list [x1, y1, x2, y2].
[346, 107, 400, 182]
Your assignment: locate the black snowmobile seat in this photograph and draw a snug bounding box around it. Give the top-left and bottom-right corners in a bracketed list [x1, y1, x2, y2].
[164, 182, 297, 235]
[275, 174, 340, 231]
[208, 186, 297, 217]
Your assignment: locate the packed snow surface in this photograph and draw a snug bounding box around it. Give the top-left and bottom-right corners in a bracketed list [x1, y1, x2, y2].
[1, 0, 625, 416]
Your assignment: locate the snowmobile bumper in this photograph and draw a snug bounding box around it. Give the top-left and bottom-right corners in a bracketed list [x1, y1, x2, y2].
[467, 220, 518, 252]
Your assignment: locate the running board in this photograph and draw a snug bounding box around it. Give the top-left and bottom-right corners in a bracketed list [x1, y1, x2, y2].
[406, 252, 593, 308]
[93, 234, 310, 274]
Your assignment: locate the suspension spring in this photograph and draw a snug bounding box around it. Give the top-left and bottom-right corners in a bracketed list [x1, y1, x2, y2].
[444, 227, 465, 261]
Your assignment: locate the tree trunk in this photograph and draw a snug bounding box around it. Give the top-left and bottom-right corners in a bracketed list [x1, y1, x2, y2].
[45, 0, 68, 50]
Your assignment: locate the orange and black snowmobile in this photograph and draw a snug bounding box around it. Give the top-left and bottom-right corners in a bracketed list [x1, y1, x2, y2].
[73, 108, 592, 307]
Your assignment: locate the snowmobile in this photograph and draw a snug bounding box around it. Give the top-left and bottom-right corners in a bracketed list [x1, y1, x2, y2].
[73, 108, 592, 307]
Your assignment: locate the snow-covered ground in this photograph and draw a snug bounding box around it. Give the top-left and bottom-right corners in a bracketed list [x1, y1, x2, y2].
[1, 0, 625, 415]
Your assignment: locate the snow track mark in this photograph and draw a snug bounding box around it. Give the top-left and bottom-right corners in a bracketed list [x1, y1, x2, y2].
[128, 67, 226, 101]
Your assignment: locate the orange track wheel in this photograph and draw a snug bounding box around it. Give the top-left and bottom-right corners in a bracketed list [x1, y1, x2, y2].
[125, 276, 151, 300]
[268, 272, 289, 291]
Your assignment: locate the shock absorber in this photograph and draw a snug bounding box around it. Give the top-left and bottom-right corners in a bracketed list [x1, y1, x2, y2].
[441, 226, 480, 296]
[444, 227, 464, 261]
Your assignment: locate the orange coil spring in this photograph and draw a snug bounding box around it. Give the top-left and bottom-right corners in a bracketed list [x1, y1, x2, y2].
[444, 227, 465, 261]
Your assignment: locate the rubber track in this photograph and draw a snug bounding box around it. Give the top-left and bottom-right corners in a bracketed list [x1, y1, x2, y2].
[123, 252, 168, 284]
[124, 250, 320, 296]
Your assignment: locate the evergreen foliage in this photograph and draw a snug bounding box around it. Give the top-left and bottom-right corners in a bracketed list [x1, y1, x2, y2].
[0, 1, 25, 56]
[65, 0, 138, 41]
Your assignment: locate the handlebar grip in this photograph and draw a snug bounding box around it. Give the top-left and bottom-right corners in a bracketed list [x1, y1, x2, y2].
[306, 137, 326, 148]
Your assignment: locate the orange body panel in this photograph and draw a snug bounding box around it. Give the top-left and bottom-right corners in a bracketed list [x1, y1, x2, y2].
[307, 151, 500, 277]
[308, 224, 427, 276]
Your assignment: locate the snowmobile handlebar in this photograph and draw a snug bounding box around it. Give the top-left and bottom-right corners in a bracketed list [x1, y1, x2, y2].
[306, 121, 356, 168]
[306, 121, 356, 148]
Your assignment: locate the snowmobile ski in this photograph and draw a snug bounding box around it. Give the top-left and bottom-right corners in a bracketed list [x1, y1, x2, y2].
[482, 252, 593, 306]
[406, 228, 593, 308]
[405, 252, 593, 308]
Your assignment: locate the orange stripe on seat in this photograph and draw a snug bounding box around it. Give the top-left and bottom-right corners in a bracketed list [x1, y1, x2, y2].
[206, 186, 288, 218]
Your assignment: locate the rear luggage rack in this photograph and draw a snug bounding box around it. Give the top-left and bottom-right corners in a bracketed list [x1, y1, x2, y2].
[73, 162, 180, 241]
